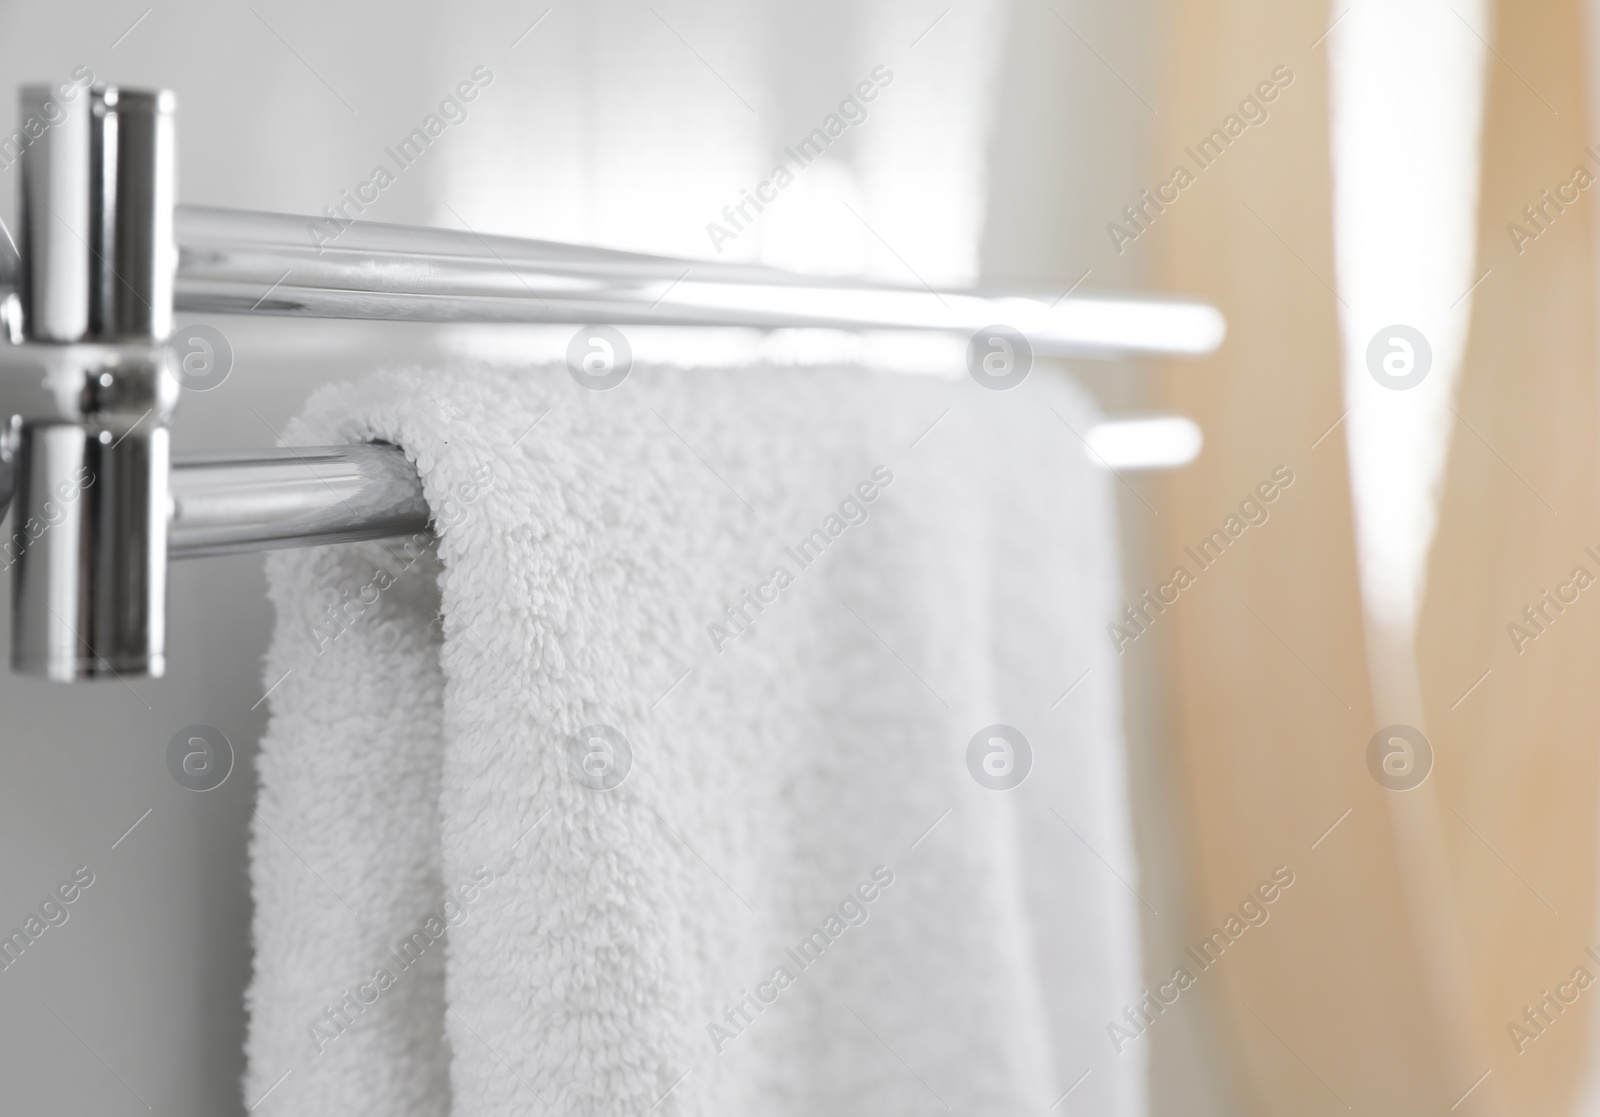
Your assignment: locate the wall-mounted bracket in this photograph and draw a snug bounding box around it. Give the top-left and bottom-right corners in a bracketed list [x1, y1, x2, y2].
[0, 83, 176, 680]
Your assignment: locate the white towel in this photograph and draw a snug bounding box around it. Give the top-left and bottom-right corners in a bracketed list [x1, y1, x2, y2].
[970, 384, 1147, 1117]
[243, 362, 1140, 1116]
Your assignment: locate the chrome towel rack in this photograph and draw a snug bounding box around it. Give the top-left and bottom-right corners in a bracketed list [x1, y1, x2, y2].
[0, 82, 1224, 681]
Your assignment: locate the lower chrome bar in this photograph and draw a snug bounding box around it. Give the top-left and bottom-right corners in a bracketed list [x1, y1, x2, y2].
[168, 444, 429, 559]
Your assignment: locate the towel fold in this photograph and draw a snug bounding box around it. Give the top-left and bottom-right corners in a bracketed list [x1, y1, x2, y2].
[244, 362, 1141, 1117]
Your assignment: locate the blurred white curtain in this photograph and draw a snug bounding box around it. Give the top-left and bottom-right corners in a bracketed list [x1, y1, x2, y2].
[1327, 1, 1497, 1109]
[1328, 0, 1487, 634]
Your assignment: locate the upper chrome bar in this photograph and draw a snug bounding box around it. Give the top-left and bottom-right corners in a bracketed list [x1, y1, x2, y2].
[165, 205, 1224, 358]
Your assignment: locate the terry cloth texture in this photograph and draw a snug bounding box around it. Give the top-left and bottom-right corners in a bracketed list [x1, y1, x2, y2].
[244, 363, 1142, 1116]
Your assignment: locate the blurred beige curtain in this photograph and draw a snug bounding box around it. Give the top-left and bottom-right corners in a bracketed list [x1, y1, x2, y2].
[1416, 0, 1600, 1113]
[1152, 6, 1435, 1107]
[1147, 0, 1599, 1113]
[1154, 0, 1600, 1113]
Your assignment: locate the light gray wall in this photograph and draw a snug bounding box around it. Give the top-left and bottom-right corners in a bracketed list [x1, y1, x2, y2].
[0, 2, 1236, 1113]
